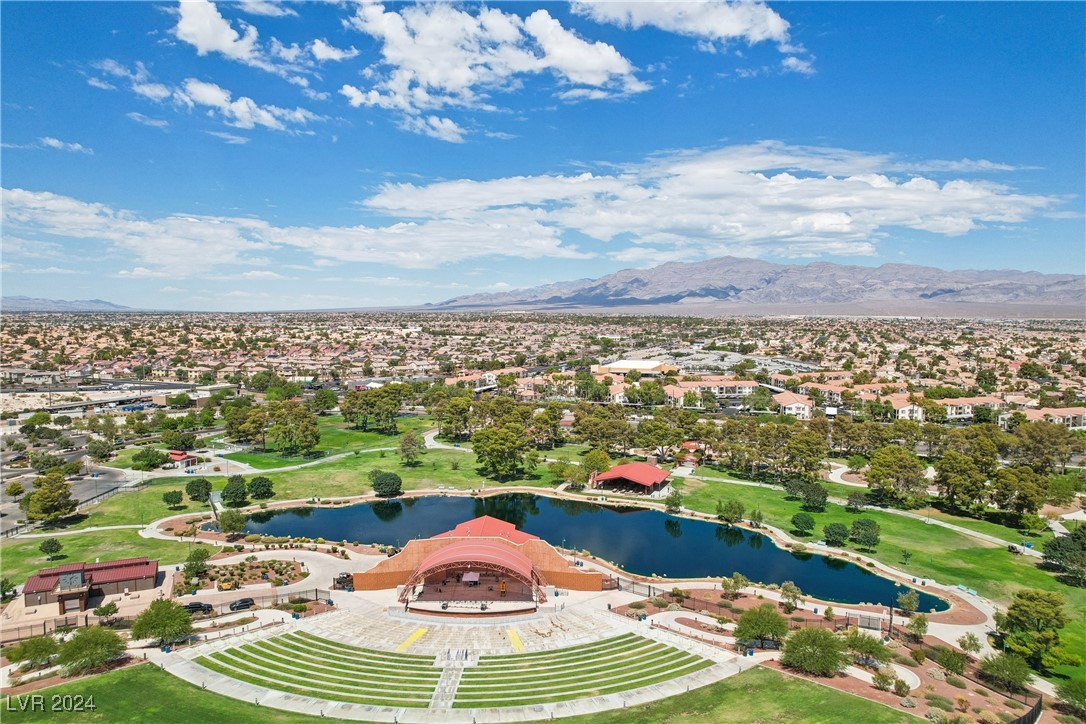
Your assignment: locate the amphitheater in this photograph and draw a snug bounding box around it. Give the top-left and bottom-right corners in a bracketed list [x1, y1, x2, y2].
[165, 596, 739, 722]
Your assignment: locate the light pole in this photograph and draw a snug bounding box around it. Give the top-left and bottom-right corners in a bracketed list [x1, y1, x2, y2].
[888, 581, 900, 639]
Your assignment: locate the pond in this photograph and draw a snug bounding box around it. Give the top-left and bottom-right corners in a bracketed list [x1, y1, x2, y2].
[242, 493, 946, 610]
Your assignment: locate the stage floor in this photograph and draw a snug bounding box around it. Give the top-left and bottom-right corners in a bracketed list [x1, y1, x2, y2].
[407, 576, 538, 614]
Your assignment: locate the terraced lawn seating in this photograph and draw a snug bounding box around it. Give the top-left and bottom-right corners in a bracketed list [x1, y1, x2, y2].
[194, 631, 441, 708]
[454, 634, 713, 708]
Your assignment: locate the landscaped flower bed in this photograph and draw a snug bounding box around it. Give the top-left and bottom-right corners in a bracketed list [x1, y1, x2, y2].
[179, 558, 308, 593]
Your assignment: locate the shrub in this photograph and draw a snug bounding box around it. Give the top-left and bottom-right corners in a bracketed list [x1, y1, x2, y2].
[910, 648, 927, 664]
[946, 675, 967, 689]
[372, 472, 403, 497]
[872, 671, 894, 691]
[1003, 699, 1023, 711]
[894, 678, 911, 696]
[934, 646, 966, 675]
[1055, 676, 1086, 718]
[780, 627, 848, 676]
[924, 694, 955, 712]
[627, 600, 646, 610]
[292, 603, 307, 614]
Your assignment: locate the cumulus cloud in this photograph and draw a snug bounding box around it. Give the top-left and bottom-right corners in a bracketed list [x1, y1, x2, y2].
[310, 38, 359, 62]
[2, 142, 1059, 276]
[574, 1, 813, 71]
[341, 3, 647, 140]
[173, 0, 265, 68]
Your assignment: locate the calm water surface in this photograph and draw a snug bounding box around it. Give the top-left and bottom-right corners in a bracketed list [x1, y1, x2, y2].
[243, 493, 946, 610]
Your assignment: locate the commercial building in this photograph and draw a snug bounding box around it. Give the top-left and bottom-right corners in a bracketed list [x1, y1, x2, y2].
[22, 557, 160, 614]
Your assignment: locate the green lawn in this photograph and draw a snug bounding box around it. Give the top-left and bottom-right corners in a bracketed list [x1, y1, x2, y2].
[0, 529, 195, 582]
[0, 664, 913, 723]
[221, 415, 433, 469]
[105, 444, 169, 469]
[676, 476, 1086, 680]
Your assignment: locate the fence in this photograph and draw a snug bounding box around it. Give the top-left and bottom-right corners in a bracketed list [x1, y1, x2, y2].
[1, 477, 134, 539]
[0, 589, 333, 645]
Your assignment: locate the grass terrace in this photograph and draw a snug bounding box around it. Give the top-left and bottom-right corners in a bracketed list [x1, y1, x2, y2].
[194, 631, 441, 708]
[453, 633, 713, 708]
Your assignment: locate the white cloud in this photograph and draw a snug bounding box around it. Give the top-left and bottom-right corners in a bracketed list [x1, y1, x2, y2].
[400, 115, 466, 143]
[573, 1, 789, 47]
[159, 285, 184, 293]
[24, 266, 86, 275]
[782, 55, 815, 75]
[239, 270, 286, 279]
[127, 112, 169, 128]
[235, 1, 297, 18]
[40, 137, 93, 154]
[206, 130, 250, 144]
[173, 0, 263, 67]
[180, 78, 322, 131]
[342, 3, 647, 140]
[310, 38, 359, 62]
[574, 1, 814, 71]
[2, 143, 1059, 276]
[86, 77, 116, 90]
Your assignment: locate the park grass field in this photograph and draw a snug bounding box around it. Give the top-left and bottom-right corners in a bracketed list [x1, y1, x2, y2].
[221, 414, 432, 468]
[0, 663, 912, 723]
[0, 529, 195, 582]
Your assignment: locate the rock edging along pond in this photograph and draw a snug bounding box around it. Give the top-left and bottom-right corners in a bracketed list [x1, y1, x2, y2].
[235, 493, 947, 611]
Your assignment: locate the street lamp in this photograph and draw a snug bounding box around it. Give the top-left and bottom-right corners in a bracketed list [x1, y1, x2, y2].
[888, 581, 901, 639]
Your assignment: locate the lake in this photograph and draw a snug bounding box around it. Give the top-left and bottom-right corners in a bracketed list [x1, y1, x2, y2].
[242, 493, 946, 610]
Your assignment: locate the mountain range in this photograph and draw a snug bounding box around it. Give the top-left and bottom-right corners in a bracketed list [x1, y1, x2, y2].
[432, 257, 1086, 316]
[1, 296, 135, 312]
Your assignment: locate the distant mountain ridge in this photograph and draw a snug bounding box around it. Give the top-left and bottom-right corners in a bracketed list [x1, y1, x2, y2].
[1, 296, 135, 312]
[432, 257, 1086, 313]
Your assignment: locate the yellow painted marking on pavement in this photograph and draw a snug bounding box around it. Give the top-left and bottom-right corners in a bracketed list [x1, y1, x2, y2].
[396, 628, 427, 652]
[507, 628, 523, 653]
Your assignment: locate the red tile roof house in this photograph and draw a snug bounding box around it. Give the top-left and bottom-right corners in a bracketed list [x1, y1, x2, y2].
[22, 557, 160, 614]
[591, 462, 670, 495]
[167, 450, 198, 468]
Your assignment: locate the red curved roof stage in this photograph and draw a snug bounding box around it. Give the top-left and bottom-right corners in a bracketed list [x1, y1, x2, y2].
[399, 536, 548, 604]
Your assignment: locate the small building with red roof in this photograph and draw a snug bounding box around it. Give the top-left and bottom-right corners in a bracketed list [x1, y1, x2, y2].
[167, 450, 198, 467]
[22, 557, 160, 613]
[591, 462, 670, 494]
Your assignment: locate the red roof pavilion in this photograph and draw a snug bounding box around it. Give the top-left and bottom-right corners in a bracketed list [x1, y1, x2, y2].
[593, 462, 670, 488]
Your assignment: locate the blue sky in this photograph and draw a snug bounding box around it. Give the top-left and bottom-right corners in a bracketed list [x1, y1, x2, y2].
[2, 1, 1083, 311]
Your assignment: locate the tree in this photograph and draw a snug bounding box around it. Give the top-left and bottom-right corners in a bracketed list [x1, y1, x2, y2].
[934, 450, 988, 514]
[748, 508, 765, 528]
[823, 522, 849, 546]
[5, 481, 25, 501]
[842, 627, 891, 667]
[86, 439, 114, 462]
[850, 518, 881, 550]
[7, 634, 59, 669]
[39, 537, 63, 560]
[373, 471, 403, 497]
[267, 400, 320, 455]
[93, 601, 119, 621]
[735, 603, 789, 644]
[720, 572, 749, 600]
[0, 577, 16, 601]
[990, 466, 1048, 517]
[979, 653, 1033, 692]
[1056, 677, 1086, 719]
[791, 512, 815, 536]
[865, 445, 926, 504]
[160, 430, 196, 451]
[131, 599, 193, 645]
[246, 476, 274, 500]
[131, 447, 167, 470]
[801, 482, 828, 511]
[56, 626, 126, 674]
[218, 509, 246, 538]
[472, 424, 531, 480]
[311, 389, 337, 415]
[664, 488, 683, 513]
[221, 476, 247, 507]
[907, 613, 928, 642]
[781, 628, 849, 676]
[780, 581, 805, 610]
[717, 498, 745, 523]
[996, 588, 1069, 667]
[162, 490, 183, 508]
[1043, 526, 1086, 586]
[25, 471, 77, 522]
[896, 589, 919, 615]
[1012, 421, 1077, 474]
[582, 448, 613, 477]
[845, 491, 867, 512]
[185, 477, 212, 503]
[398, 430, 423, 466]
[957, 632, 982, 656]
[184, 545, 213, 578]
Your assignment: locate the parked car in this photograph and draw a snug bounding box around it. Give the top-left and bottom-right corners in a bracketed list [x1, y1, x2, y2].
[183, 601, 213, 615]
[229, 597, 255, 611]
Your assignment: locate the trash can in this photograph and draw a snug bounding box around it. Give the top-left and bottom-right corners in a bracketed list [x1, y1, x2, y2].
[292, 613, 300, 620]
[813, 608, 818, 615]
[747, 648, 754, 656]
[607, 603, 612, 610]
[162, 645, 171, 653]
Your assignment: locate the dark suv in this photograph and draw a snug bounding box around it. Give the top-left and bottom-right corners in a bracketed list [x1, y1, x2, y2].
[183, 601, 213, 615]
[229, 597, 255, 612]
